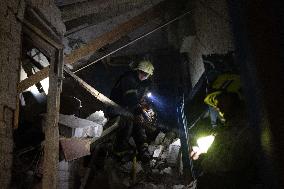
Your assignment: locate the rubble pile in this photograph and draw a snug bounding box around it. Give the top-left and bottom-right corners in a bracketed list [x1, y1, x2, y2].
[87, 131, 196, 189]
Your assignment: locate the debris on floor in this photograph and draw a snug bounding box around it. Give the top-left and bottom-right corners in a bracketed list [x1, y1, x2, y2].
[167, 139, 181, 165]
[82, 130, 196, 189]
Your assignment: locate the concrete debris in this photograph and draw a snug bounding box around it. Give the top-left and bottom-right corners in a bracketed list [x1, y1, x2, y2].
[160, 167, 172, 175]
[87, 137, 185, 188]
[167, 139, 181, 164]
[154, 132, 166, 145]
[153, 145, 164, 158]
[86, 110, 108, 126]
[59, 114, 103, 137]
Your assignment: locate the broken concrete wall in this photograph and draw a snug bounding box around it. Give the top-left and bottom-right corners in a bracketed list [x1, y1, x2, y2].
[64, 0, 163, 55]
[172, 0, 234, 87]
[0, 0, 25, 188]
[189, 0, 234, 86]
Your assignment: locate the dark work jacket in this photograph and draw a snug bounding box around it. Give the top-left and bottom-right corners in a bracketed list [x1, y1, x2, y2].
[110, 71, 151, 113]
[199, 110, 257, 188]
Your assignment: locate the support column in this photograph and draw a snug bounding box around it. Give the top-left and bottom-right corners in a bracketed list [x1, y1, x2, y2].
[42, 49, 64, 189]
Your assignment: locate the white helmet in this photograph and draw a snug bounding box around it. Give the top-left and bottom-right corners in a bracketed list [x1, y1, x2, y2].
[135, 60, 154, 75]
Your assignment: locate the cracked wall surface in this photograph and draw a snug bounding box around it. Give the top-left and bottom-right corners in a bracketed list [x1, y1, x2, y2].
[182, 0, 234, 87]
[0, 0, 25, 188]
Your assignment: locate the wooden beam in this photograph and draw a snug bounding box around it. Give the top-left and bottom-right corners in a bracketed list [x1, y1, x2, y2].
[64, 1, 166, 65]
[64, 67, 118, 106]
[18, 2, 168, 91]
[42, 49, 64, 189]
[59, 116, 120, 161]
[17, 66, 49, 93]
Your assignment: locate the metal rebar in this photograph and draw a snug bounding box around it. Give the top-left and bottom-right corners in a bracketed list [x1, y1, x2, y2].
[73, 10, 191, 73]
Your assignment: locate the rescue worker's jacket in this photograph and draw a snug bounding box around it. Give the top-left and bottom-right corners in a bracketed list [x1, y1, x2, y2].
[110, 71, 151, 113]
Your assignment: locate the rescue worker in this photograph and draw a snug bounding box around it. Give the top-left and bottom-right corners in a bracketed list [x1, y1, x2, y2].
[109, 60, 154, 162]
[191, 91, 258, 188]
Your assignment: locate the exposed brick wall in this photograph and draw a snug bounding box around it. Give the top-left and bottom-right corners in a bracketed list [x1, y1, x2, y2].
[0, 0, 25, 188]
[185, 0, 234, 87]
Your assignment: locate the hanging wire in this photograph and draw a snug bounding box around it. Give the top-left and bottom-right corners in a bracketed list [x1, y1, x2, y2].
[73, 10, 191, 73]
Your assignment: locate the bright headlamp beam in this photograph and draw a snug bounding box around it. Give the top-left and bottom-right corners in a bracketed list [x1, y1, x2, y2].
[147, 92, 152, 98]
[197, 135, 215, 153]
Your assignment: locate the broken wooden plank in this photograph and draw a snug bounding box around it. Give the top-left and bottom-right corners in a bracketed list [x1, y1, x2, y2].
[18, 2, 168, 88]
[17, 66, 49, 93]
[59, 116, 120, 161]
[64, 67, 118, 107]
[63, 1, 166, 65]
[60, 138, 91, 161]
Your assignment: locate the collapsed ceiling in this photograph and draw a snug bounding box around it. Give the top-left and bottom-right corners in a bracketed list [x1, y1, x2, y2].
[53, 0, 189, 71]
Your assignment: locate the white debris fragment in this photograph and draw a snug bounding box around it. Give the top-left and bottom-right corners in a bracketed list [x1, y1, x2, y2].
[153, 145, 164, 158]
[86, 110, 108, 126]
[167, 139, 181, 164]
[171, 138, 181, 146]
[155, 132, 166, 145]
[59, 114, 103, 138]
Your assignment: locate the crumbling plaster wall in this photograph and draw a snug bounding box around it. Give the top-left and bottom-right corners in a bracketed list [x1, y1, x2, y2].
[0, 1, 25, 188]
[0, 0, 65, 188]
[180, 0, 235, 87]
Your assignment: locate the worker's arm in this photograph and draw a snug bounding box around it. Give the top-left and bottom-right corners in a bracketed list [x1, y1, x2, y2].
[120, 74, 142, 112]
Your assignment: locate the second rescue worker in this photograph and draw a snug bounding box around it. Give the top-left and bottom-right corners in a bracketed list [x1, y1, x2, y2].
[110, 60, 154, 162]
